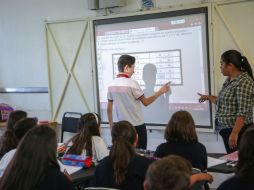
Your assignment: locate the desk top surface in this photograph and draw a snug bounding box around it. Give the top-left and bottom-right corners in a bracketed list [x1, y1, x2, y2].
[71, 167, 95, 183]
[70, 152, 235, 184]
[207, 153, 236, 174]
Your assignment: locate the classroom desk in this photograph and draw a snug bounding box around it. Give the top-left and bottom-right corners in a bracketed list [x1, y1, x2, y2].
[207, 153, 235, 189]
[0, 122, 6, 127]
[71, 167, 95, 183]
[207, 153, 236, 174]
[208, 162, 235, 174]
[70, 153, 234, 182]
[69, 149, 154, 186]
[0, 122, 6, 137]
[69, 153, 235, 190]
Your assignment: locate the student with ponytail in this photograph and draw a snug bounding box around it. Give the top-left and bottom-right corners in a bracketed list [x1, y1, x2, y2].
[198, 50, 254, 153]
[65, 113, 109, 164]
[93, 120, 152, 190]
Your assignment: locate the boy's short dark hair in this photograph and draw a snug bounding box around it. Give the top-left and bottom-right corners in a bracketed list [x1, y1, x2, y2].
[117, 55, 135, 72]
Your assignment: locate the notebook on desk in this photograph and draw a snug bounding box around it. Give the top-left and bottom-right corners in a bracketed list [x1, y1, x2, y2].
[207, 156, 236, 174]
[208, 156, 227, 168]
[219, 151, 238, 161]
[58, 160, 82, 174]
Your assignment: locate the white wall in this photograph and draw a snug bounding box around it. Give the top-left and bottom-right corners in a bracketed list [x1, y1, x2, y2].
[0, 0, 96, 119]
[0, 0, 96, 87]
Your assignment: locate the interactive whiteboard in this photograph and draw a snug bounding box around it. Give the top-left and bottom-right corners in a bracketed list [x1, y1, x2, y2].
[93, 7, 212, 128]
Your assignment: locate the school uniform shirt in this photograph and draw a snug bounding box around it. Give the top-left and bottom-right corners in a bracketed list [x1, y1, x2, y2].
[93, 154, 152, 190]
[0, 148, 16, 177]
[217, 176, 254, 190]
[65, 136, 109, 165]
[107, 75, 145, 126]
[91, 136, 109, 163]
[37, 166, 75, 190]
[154, 140, 207, 171]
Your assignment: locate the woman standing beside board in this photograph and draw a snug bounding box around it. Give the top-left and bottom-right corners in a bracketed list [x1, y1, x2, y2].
[198, 50, 254, 153]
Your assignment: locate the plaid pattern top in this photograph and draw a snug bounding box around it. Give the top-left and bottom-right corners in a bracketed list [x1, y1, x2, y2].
[215, 72, 254, 127]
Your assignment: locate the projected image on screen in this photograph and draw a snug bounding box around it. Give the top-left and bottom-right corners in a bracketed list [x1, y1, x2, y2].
[112, 50, 183, 86]
[94, 7, 212, 128]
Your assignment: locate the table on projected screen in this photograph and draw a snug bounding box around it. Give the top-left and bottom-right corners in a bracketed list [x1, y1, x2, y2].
[111, 50, 183, 86]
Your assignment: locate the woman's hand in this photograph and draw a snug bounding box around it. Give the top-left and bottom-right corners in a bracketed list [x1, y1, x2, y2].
[229, 131, 238, 149]
[197, 93, 217, 103]
[229, 117, 245, 149]
[198, 93, 210, 103]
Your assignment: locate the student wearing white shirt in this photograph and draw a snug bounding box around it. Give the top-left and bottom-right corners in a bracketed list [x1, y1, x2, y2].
[0, 117, 37, 177]
[65, 113, 109, 164]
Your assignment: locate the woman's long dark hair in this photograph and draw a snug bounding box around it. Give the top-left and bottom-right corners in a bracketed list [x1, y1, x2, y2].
[66, 113, 101, 157]
[110, 120, 136, 185]
[0, 125, 59, 190]
[236, 126, 254, 177]
[0, 110, 27, 158]
[221, 50, 253, 79]
[165, 110, 198, 143]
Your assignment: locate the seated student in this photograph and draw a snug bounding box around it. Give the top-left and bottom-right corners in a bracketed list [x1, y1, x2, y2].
[65, 113, 109, 164]
[0, 118, 37, 176]
[217, 126, 254, 190]
[144, 155, 213, 190]
[93, 120, 152, 190]
[0, 110, 27, 158]
[144, 155, 191, 190]
[154, 110, 207, 172]
[0, 125, 75, 190]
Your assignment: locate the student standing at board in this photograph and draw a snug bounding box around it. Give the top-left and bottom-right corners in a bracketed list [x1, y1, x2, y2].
[198, 50, 254, 153]
[107, 54, 170, 149]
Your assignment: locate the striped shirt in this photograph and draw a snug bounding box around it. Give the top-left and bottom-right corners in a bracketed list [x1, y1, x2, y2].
[107, 76, 144, 126]
[215, 72, 254, 127]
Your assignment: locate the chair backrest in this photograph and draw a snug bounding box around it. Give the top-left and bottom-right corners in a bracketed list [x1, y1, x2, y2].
[61, 112, 82, 142]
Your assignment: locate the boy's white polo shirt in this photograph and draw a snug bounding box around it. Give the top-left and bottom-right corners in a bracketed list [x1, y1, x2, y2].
[107, 74, 144, 126]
